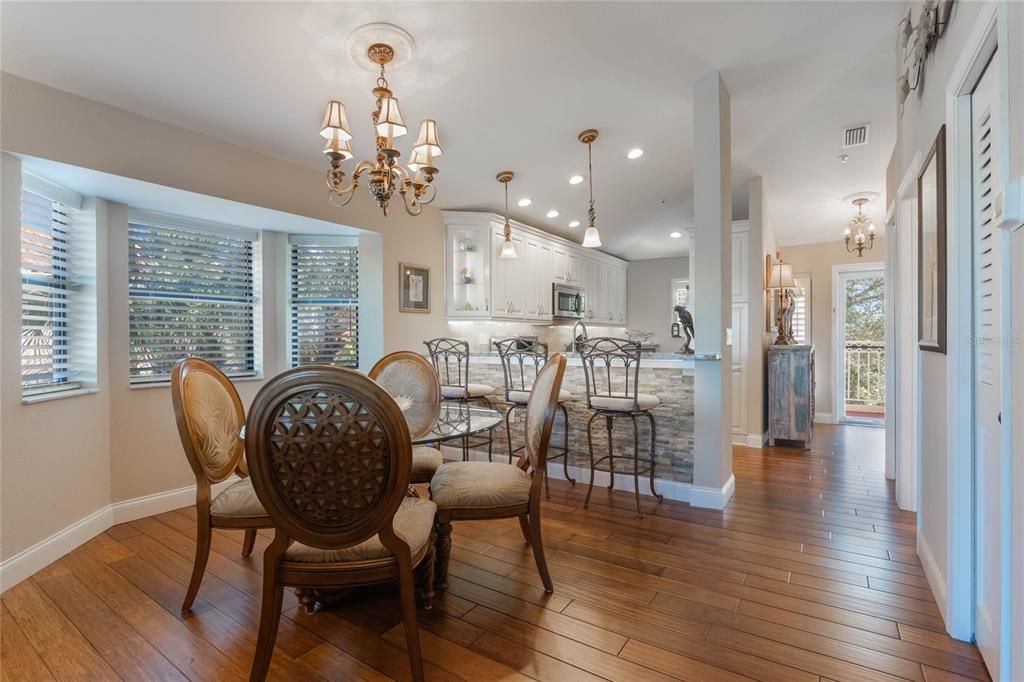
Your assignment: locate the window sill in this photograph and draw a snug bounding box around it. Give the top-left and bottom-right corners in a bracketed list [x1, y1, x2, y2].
[22, 387, 100, 405]
[128, 375, 265, 390]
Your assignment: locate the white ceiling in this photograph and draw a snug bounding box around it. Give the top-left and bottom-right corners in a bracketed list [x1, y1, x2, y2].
[1, 1, 901, 261]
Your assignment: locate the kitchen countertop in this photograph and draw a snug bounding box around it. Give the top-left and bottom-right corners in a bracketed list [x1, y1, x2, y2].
[466, 351, 715, 369]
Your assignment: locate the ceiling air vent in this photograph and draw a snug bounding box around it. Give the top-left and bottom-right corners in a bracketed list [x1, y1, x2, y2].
[843, 124, 870, 148]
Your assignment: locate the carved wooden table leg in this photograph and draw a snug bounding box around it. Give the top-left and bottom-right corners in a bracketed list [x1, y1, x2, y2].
[434, 520, 453, 591]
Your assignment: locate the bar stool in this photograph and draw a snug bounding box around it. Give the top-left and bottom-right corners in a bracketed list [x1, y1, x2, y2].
[494, 338, 574, 497]
[424, 338, 495, 461]
[579, 337, 664, 517]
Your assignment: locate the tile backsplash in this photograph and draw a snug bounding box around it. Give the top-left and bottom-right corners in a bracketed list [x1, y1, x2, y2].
[445, 321, 628, 353]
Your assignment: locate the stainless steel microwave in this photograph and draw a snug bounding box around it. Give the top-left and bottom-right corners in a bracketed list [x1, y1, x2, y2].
[553, 284, 585, 319]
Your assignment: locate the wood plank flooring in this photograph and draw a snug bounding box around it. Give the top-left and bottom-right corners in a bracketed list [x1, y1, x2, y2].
[1, 425, 990, 681]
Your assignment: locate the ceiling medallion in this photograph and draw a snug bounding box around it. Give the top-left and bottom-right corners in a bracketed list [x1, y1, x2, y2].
[578, 129, 602, 248]
[842, 192, 879, 257]
[319, 24, 441, 217]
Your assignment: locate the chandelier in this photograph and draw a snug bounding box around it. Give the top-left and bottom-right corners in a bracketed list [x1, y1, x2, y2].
[578, 129, 602, 248]
[319, 38, 442, 217]
[497, 171, 517, 259]
[844, 196, 876, 257]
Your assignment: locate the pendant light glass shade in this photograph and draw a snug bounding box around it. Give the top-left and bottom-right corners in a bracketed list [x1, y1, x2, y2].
[375, 96, 407, 139]
[323, 137, 354, 160]
[413, 119, 443, 157]
[582, 227, 602, 248]
[500, 227, 518, 259]
[320, 100, 352, 141]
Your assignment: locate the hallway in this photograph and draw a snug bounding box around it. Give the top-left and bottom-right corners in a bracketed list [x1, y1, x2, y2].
[0, 425, 988, 681]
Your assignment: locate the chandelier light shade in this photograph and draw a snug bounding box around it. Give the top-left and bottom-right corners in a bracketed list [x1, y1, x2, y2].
[414, 119, 443, 157]
[497, 171, 517, 259]
[375, 96, 407, 139]
[843, 196, 877, 257]
[319, 100, 352, 141]
[319, 30, 440, 217]
[578, 129, 602, 249]
[323, 137, 354, 161]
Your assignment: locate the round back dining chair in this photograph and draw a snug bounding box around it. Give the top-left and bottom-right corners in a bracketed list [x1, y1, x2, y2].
[370, 351, 444, 484]
[245, 365, 435, 682]
[171, 356, 271, 613]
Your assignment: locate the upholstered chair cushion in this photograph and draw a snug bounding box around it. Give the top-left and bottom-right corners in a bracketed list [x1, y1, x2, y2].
[440, 383, 494, 399]
[284, 497, 437, 563]
[589, 393, 661, 413]
[182, 370, 241, 471]
[412, 445, 444, 478]
[507, 388, 572, 405]
[430, 461, 532, 509]
[210, 477, 267, 518]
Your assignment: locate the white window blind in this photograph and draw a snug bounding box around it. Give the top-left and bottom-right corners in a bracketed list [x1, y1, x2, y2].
[20, 190, 74, 390]
[128, 220, 256, 383]
[791, 274, 811, 344]
[289, 239, 358, 368]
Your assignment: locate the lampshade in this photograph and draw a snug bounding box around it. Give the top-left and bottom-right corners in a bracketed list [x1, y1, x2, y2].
[407, 148, 430, 172]
[766, 262, 796, 290]
[319, 101, 352, 141]
[499, 234, 518, 259]
[582, 227, 602, 248]
[413, 119, 443, 157]
[323, 137, 354, 161]
[375, 96, 407, 139]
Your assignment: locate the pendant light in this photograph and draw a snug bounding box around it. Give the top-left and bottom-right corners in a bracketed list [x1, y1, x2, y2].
[497, 171, 517, 259]
[579, 129, 602, 248]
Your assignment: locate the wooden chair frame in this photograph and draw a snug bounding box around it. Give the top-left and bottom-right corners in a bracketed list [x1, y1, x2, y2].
[170, 357, 272, 613]
[431, 354, 567, 594]
[245, 366, 434, 682]
[369, 351, 443, 484]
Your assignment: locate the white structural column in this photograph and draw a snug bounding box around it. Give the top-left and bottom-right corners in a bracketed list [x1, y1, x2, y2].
[689, 71, 734, 509]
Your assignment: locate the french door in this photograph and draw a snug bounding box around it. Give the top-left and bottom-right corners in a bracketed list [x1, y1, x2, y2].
[832, 264, 886, 425]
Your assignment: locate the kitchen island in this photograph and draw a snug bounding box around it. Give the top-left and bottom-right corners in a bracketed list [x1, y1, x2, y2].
[451, 352, 697, 493]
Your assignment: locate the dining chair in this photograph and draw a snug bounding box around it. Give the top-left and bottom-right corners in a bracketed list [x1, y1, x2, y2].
[369, 351, 444, 484]
[494, 338, 574, 497]
[170, 356, 272, 613]
[579, 337, 665, 518]
[430, 353, 567, 593]
[244, 365, 436, 682]
[424, 337, 495, 461]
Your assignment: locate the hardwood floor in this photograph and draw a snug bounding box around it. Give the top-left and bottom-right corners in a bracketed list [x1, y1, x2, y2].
[1, 425, 990, 681]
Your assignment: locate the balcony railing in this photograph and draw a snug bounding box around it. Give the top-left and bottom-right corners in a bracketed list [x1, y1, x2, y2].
[845, 341, 885, 413]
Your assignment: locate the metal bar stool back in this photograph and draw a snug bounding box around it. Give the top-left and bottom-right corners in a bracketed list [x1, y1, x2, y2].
[424, 337, 495, 461]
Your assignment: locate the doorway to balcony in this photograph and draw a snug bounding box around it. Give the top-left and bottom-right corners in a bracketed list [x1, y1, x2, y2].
[832, 263, 886, 426]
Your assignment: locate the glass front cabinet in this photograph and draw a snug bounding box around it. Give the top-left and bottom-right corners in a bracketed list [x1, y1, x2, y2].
[444, 217, 492, 318]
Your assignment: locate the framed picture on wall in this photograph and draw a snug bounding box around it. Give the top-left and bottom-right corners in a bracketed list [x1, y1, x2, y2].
[399, 262, 430, 313]
[917, 125, 946, 353]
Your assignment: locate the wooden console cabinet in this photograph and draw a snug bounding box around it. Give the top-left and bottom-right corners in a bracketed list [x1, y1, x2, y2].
[768, 345, 815, 447]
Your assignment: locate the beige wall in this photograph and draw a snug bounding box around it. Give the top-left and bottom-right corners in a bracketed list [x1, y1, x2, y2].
[0, 73, 449, 561]
[626, 257, 689, 352]
[779, 237, 887, 420]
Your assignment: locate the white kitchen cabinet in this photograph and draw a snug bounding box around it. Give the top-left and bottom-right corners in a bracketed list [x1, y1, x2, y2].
[592, 261, 627, 325]
[552, 247, 568, 283]
[445, 221, 492, 318]
[491, 226, 525, 319]
[567, 252, 581, 285]
[581, 257, 599, 321]
[523, 238, 553, 321]
[731, 224, 749, 303]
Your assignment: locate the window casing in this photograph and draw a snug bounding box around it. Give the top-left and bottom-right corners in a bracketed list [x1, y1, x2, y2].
[289, 237, 359, 368]
[128, 216, 257, 384]
[20, 189, 74, 392]
[791, 274, 811, 345]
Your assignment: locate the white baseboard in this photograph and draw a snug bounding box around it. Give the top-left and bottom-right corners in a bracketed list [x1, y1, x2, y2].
[745, 432, 768, 448]
[0, 505, 112, 593]
[689, 474, 735, 510]
[814, 412, 835, 424]
[1, 478, 237, 594]
[918, 530, 949, 626]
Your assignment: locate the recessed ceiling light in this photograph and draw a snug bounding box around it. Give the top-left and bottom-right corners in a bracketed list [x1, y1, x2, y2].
[627, 148, 644, 160]
[569, 220, 580, 228]
[546, 209, 560, 218]
[569, 175, 584, 185]
[517, 198, 532, 207]
[670, 231, 682, 238]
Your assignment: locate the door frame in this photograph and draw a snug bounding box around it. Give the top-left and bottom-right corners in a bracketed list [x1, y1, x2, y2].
[831, 261, 885, 427]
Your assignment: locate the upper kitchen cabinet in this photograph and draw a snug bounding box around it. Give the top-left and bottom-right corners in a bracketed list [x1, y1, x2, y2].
[445, 218, 492, 318]
[442, 211, 628, 325]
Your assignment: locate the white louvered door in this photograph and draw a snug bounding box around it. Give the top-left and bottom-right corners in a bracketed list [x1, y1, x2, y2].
[971, 57, 1006, 681]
